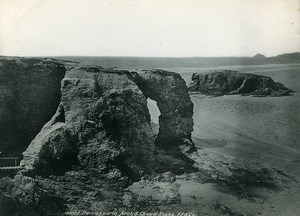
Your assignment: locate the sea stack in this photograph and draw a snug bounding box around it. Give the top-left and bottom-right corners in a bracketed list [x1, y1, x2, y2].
[188, 70, 294, 97]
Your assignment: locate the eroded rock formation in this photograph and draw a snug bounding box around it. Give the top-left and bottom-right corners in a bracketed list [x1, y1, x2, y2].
[189, 70, 294, 96]
[131, 70, 196, 174]
[21, 65, 158, 178]
[0, 57, 196, 214]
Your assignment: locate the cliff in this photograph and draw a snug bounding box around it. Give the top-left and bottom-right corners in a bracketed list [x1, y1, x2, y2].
[188, 70, 294, 96]
[0, 57, 66, 156]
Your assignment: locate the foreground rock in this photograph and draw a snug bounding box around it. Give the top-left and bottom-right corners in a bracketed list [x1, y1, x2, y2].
[122, 149, 297, 215]
[189, 70, 294, 96]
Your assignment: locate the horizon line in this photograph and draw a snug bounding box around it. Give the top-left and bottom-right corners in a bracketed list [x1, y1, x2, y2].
[1, 51, 300, 59]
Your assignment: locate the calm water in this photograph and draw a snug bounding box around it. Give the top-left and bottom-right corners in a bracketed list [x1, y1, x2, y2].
[162, 64, 300, 173]
[165, 64, 300, 147]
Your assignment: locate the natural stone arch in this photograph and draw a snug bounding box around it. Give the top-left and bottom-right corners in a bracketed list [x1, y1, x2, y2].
[131, 69, 194, 148]
[0, 58, 195, 178]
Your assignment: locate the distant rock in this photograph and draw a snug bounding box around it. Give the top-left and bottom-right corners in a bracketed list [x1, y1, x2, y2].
[253, 53, 266, 59]
[270, 52, 300, 63]
[188, 70, 294, 97]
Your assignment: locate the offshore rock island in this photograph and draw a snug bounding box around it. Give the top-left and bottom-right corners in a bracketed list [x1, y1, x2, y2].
[0, 57, 297, 215]
[188, 70, 294, 97]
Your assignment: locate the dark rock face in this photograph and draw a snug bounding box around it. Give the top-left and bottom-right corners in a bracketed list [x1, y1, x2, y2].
[0, 57, 66, 156]
[189, 70, 294, 97]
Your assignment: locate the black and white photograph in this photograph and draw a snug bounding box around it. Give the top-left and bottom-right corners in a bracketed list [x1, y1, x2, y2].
[0, 0, 299, 215]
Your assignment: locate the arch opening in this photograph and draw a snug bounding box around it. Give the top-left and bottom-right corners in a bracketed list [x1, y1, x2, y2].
[146, 98, 161, 137]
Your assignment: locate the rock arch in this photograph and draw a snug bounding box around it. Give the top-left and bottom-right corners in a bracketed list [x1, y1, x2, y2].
[0, 58, 196, 178]
[131, 70, 194, 148]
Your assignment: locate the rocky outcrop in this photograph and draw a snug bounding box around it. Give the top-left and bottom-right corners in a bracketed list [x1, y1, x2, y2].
[189, 70, 294, 96]
[0, 57, 196, 213]
[20, 67, 196, 177]
[21, 65, 157, 178]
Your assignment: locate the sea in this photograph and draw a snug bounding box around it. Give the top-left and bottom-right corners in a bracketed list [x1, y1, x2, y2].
[166, 64, 300, 176]
[58, 57, 300, 175]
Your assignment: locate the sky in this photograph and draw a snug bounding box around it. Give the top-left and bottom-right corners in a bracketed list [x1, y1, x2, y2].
[0, 0, 299, 57]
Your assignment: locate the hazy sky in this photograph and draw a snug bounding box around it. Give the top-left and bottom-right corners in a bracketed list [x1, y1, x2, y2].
[0, 0, 299, 57]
